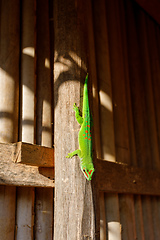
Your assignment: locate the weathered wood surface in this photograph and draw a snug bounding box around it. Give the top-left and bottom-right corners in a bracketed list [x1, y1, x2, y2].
[35, 188, 53, 239]
[93, 0, 121, 239]
[35, 0, 54, 239]
[16, 187, 35, 240]
[98, 159, 160, 195]
[16, 0, 36, 238]
[0, 142, 54, 187]
[0, 1, 20, 239]
[12, 142, 54, 167]
[54, 0, 98, 239]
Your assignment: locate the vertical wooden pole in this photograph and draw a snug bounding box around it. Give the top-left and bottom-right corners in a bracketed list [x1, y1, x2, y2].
[16, 0, 35, 239]
[54, 0, 98, 239]
[0, 1, 20, 239]
[35, 0, 53, 239]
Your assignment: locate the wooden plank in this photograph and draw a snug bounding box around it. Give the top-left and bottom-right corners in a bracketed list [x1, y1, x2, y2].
[97, 159, 160, 195]
[0, 156, 54, 187]
[35, 0, 54, 239]
[54, 0, 98, 239]
[16, 0, 36, 238]
[119, 194, 137, 239]
[16, 188, 35, 240]
[104, 193, 121, 240]
[92, 0, 115, 162]
[0, 1, 20, 239]
[105, 0, 137, 239]
[99, 192, 106, 240]
[35, 188, 53, 239]
[92, 0, 120, 239]
[13, 142, 54, 167]
[124, 1, 151, 239]
[139, 10, 160, 239]
[0, 186, 16, 240]
[0, 142, 54, 186]
[134, 195, 145, 240]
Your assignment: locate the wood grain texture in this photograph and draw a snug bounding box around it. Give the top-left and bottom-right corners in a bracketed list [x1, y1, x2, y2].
[0, 1, 20, 239]
[97, 159, 160, 195]
[16, 1, 36, 238]
[16, 188, 35, 240]
[13, 142, 54, 167]
[35, 1, 54, 239]
[35, 188, 53, 240]
[92, 0, 121, 239]
[54, 0, 98, 239]
[0, 142, 54, 187]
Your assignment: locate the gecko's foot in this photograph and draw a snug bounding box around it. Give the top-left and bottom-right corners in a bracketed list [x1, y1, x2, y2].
[73, 103, 78, 112]
[66, 153, 73, 158]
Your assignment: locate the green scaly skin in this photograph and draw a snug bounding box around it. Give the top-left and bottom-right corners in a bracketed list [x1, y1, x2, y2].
[66, 74, 95, 181]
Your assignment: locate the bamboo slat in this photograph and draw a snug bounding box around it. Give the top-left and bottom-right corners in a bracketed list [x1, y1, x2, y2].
[16, 0, 35, 239]
[0, 1, 20, 239]
[35, 0, 53, 239]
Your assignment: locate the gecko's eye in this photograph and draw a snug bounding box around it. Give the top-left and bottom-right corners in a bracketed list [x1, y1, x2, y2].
[83, 168, 86, 172]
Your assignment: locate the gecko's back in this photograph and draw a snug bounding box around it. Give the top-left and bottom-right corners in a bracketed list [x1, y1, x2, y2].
[79, 74, 92, 162]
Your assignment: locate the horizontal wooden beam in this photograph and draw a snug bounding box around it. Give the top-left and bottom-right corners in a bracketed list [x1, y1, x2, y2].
[1, 142, 160, 194]
[97, 159, 160, 195]
[13, 142, 54, 167]
[0, 142, 54, 187]
[135, 0, 160, 25]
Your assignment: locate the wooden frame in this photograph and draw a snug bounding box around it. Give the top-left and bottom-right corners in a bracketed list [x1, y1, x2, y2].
[0, 142, 54, 187]
[0, 141, 160, 195]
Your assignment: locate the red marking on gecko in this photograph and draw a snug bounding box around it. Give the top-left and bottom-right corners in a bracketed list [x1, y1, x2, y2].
[88, 138, 91, 141]
[88, 170, 92, 175]
[83, 134, 85, 136]
[85, 130, 88, 133]
[84, 137, 88, 139]
[87, 125, 90, 127]
[84, 171, 88, 178]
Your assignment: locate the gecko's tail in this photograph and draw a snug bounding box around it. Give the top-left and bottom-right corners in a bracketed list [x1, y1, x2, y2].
[85, 73, 88, 85]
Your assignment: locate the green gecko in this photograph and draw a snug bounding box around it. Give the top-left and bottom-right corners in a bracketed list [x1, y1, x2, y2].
[66, 74, 95, 181]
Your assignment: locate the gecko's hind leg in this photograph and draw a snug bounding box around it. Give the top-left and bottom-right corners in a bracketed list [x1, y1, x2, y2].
[66, 149, 81, 158]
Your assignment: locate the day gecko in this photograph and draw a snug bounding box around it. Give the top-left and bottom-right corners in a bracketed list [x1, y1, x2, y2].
[66, 74, 95, 180]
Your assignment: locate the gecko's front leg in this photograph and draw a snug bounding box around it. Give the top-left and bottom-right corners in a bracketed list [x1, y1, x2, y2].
[73, 103, 83, 125]
[66, 149, 81, 158]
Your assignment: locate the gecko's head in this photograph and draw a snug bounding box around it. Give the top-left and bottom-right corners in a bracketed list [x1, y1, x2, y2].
[81, 163, 95, 181]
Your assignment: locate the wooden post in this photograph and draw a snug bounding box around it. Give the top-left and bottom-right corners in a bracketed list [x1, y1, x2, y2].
[16, 0, 35, 239]
[0, 1, 20, 239]
[35, 0, 53, 239]
[54, 0, 98, 239]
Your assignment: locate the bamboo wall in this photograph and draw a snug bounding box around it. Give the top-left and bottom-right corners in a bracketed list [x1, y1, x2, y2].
[91, 0, 160, 239]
